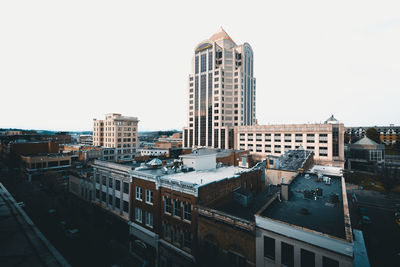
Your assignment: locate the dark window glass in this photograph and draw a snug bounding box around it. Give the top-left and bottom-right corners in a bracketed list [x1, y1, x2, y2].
[123, 182, 129, 194]
[123, 201, 129, 212]
[195, 56, 199, 74]
[115, 197, 120, 209]
[228, 251, 246, 267]
[115, 180, 121, 191]
[201, 54, 206, 72]
[264, 236, 275, 260]
[281, 242, 294, 267]
[301, 249, 315, 267]
[322, 257, 339, 267]
[208, 52, 213, 70]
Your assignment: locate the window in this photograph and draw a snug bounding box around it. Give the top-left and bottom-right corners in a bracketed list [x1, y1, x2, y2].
[96, 189, 100, 199]
[108, 178, 113, 188]
[102, 176, 106, 186]
[164, 197, 172, 214]
[264, 236, 275, 260]
[115, 180, 121, 191]
[123, 200, 129, 213]
[101, 192, 106, 202]
[95, 175, 100, 184]
[163, 222, 171, 240]
[183, 203, 191, 221]
[183, 231, 191, 249]
[145, 189, 153, 204]
[136, 186, 142, 200]
[108, 194, 113, 206]
[322, 257, 339, 267]
[228, 251, 246, 267]
[301, 249, 315, 267]
[173, 199, 181, 217]
[123, 182, 129, 194]
[135, 208, 142, 223]
[145, 211, 153, 228]
[281, 242, 294, 267]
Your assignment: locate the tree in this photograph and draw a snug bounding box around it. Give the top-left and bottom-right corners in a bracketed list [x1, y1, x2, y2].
[366, 128, 380, 143]
[344, 132, 350, 144]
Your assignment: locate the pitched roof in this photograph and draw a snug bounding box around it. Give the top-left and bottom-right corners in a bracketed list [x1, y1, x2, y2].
[354, 136, 379, 146]
[209, 27, 236, 45]
[324, 114, 339, 124]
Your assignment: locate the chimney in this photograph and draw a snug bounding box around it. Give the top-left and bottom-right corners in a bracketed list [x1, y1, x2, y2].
[281, 183, 289, 201]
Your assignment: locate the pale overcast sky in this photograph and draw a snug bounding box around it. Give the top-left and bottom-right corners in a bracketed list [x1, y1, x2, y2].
[1, 0, 399, 131]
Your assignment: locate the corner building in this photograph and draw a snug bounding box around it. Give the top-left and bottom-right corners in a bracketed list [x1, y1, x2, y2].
[183, 28, 256, 149]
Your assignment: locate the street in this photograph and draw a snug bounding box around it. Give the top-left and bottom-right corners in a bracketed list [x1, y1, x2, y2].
[4, 177, 142, 267]
[347, 185, 400, 267]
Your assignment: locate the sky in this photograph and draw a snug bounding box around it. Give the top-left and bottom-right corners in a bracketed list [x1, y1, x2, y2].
[0, 0, 399, 131]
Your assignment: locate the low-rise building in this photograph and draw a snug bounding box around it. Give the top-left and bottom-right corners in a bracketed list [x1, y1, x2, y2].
[255, 166, 354, 267]
[68, 169, 94, 202]
[21, 154, 72, 181]
[345, 136, 385, 171]
[346, 124, 400, 145]
[92, 149, 264, 267]
[139, 148, 169, 157]
[234, 115, 345, 168]
[78, 135, 93, 146]
[265, 148, 314, 185]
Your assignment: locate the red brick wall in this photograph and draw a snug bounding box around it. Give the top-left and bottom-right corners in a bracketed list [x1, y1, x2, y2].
[131, 178, 160, 234]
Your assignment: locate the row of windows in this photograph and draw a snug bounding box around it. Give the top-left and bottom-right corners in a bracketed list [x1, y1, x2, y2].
[240, 133, 328, 137]
[95, 190, 129, 213]
[135, 186, 153, 204]
[164, 197, 191, 221]
[96, 175, 129, 194]
[263, 236, 339, 267]
[135, 208, 153, 228]
[163, 222, 191, 250]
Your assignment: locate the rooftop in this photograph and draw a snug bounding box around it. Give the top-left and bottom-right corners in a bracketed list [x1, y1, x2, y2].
[210, 187, 280, 222]
[209, 27, 237, 45]
[183, 148, 245, 158]
[137, 165, 241, 187]
[270, 149, 313, 172]
[260, 173, 346, 239]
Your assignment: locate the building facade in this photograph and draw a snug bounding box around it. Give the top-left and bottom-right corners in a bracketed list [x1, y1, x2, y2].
[183, 28, 256, 149]
[346, 124, 400, 145]
[93, 113, 139, 161]
[234, 116, 345, 168]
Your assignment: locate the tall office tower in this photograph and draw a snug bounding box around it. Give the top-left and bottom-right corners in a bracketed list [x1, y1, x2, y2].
[183, 28, 256, 149]
[93, 113, 139, 161]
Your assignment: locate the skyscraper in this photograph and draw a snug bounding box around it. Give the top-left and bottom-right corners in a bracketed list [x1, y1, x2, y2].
[183, 28, 256, 149]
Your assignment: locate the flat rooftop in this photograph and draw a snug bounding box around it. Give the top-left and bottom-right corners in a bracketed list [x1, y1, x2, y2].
[260, 173, 346, 239]
[210, 187, 280, 222]
[272, 149, 312, 171]
[138, 166, 241, 187]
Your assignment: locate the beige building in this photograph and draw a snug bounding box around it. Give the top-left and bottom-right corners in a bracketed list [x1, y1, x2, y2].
[234, 116, 345, 168]
[183, 28, 256, 149]
[93, 113, 139, 161]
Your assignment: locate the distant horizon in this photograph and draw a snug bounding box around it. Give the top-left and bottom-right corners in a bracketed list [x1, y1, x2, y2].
[1, 121, 399, 134]
[1, 1, 399, 131]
